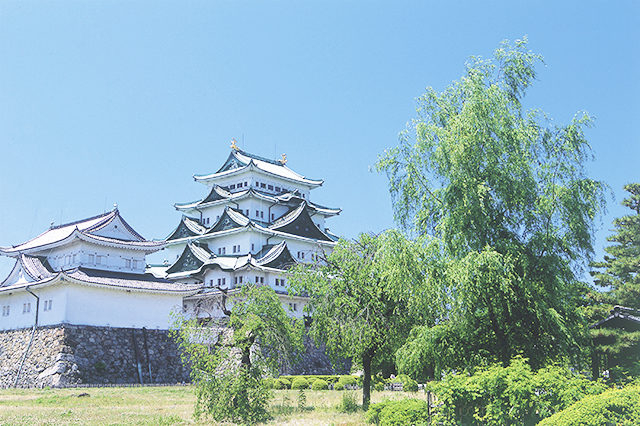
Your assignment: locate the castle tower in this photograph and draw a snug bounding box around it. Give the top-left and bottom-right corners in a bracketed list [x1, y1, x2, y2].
[154, 141, 341, 319]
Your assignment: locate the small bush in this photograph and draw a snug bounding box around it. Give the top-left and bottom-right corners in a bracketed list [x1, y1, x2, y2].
[403, 378, 418, 392]
[334, 382, 345, 391]
[538, 384, 640, 426]
[338, 375, 357, 387]
[366, 399, 430, 425]
[373, 382, 384, 392]
[338, 391, 359, 413]
[291, 377, 309, 390]
[262, 378, 276, 389]
[311, 379, 328, 390]
[274, 378, 290, 390]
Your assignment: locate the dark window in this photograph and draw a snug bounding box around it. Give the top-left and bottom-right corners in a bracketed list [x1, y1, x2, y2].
[275, 186, 281, 192]
[268, 185, 274, 190]
[260, 183, 266, 188]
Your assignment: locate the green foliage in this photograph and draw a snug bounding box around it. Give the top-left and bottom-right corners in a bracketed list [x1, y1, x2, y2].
[378, 37, 607, 373]
[274, 378, 291, 390]
[311, 379, 329, 390]
[538, 384, 640, 426]
[289, 231, 435, 408]
[170, 284, 303, 424]
[290, 377, 309, 390]
[338, 375, 357, 387]
[365, 399, 430, 426]
[278, 374, 353, 385]
[297, 388, 306, 411]
[429, 357, 607, 425]
[403, 378, 418, 392]
[338, 391, 359, 413]
[334, 382, 345, 391]
[588, 183, 640, 376]
[262, 377, 275, 389]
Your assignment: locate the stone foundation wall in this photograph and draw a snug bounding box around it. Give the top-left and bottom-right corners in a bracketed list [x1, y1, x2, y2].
[0, 325, 189, 388]
[0, 324, 346, 388]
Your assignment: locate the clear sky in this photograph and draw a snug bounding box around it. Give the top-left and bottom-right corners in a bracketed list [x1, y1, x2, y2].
[0, 1, 638, 279]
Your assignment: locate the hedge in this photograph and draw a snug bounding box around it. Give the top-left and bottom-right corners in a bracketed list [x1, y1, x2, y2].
[538, 384, 640, 426]
[291, 377, 309, 390]
[366, 399, 430, 425]
[311, 379, 329, 390]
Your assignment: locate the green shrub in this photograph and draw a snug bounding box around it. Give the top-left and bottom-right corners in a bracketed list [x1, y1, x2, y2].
[430, 357, 607, 425]
[274, 378, 290, 390]
[366, 399, 430, 425]
[334, 382, 345, 391]
[311, 379, 329, 390]
[538, 384, 640, 426]
[262, 377, 275, 389]
[338, 375, 357, 387]
[291, 377, 309, 390]
[338, 391, 359, 413]
[403, 378, 418, 392]
[373, 382, 384, 392]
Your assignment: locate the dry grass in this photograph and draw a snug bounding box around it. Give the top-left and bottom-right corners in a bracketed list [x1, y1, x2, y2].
[0, 386, 426, 425]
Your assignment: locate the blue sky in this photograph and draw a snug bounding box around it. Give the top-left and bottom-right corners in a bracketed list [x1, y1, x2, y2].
[0, 1, 638, 279]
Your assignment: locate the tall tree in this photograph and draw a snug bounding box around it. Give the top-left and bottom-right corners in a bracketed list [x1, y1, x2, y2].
[591, 183, 640, 309]
[172, 284, 303, 424]
[377, 37, 607, 373]
[289, 231, 437, 409]
[589, 183, 640, 376]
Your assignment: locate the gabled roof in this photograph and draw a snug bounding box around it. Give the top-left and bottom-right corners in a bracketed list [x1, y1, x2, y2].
[0, 255, 199, 294]
[256, 241, 297, 270]
[591, 306, 640, 331]
[0, 209, 163, 257]
[166, 216, 207, 241]
[207, 207, 250, 233]
[270, 202, 333, 241]
[163, 241, 299, 279]
[193, 149, 324, 187]
[165, 243, 211, 275]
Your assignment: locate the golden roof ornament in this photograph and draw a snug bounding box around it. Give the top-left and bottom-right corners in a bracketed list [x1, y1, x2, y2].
[230, 138, 239, 151]
[279, 153, 287, 165]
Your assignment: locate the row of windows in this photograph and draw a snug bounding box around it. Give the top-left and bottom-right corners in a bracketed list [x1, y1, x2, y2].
[228, 181, 249, 191]
[205, 276, 286, 288]
[2, 299, 53, 317]
[254, 181, 306, 199]
[231, 245, 241, 253]
[288, 302, 298, 311]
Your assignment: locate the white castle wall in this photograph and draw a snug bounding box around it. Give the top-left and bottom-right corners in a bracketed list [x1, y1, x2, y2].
[1, 281, 182, 331]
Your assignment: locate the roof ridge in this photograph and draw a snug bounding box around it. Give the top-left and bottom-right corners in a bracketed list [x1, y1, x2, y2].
[50, 209, 115, 230]
[236, 149, 283, 166]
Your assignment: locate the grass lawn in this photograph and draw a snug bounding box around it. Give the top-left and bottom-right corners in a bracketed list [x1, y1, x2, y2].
[0, 386, 427, 425]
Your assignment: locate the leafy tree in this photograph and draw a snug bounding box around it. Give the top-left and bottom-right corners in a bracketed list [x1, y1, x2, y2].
[377, 37, 607, 373]
[588, 183, 640, 377]
[289, 230, 437, 409]
[171, 283, 303, 424]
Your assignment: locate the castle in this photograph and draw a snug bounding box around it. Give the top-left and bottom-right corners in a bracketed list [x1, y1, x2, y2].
[0, 142, 341, 387]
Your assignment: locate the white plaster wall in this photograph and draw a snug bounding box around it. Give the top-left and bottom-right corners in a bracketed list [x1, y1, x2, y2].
[1, 282, 182, 330]
[46, 242, 146, 274]
[0, 285, 68, 331]
[64, 283, 182, 329]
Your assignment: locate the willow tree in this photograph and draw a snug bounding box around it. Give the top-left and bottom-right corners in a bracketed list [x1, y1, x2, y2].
[377, 37, 607, 374]
[289, 230, 438, 409]
[172, 284, 303, 424]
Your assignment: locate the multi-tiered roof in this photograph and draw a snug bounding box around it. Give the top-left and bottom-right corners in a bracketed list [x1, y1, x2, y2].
[156, 142, 341, 314]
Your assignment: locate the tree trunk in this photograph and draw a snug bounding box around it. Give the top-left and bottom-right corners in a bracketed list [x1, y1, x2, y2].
[362, 351, 372, 410]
